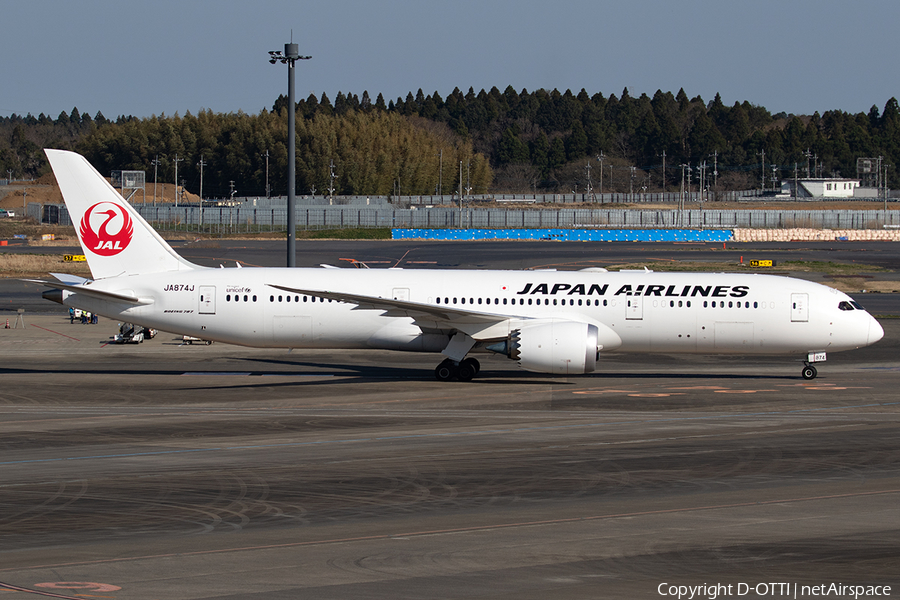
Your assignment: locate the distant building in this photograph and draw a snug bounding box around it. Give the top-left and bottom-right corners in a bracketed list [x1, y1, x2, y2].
[780, 178, 860, 198]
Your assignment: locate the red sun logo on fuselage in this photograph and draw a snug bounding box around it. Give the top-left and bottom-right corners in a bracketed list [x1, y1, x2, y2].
[80, 202, 134, 256]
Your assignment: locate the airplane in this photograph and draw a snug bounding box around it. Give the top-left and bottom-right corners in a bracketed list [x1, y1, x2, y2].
[35, 149, 883, 381]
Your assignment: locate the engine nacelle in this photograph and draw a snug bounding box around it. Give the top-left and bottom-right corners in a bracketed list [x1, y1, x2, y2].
[488, 321, 603, 375]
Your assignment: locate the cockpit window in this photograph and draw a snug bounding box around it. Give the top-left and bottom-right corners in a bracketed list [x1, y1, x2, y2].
[838, 301, 854, 311]
[850, 301, 865, 311]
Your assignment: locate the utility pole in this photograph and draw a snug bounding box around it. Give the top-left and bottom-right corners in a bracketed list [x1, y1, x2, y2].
[438, 148, 443, 197]
[884, 162, 892, 214]
[466, 161, 471, 200]
[458, 160, 463, 227]
[173, 154, 183, 207]
[262, 149, 270, 198]
[328, 160, 335, 205]
[711, 150, 718, 191]
[198, 155, 206, 230]
[151, 155, 160, 206]
[758, 150, 766, 191]
[629, 166, 636, 201]
[585, 160, 594, 202]
[597, 152, 604, 197]
[659, 150, 666, 191]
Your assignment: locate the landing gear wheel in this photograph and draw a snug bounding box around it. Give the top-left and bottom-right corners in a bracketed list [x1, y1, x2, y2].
[456, 361, 476, 382]
[801, 364, 818, 380]
[435, 359, 458, 381]
[461, 357, 480, 375]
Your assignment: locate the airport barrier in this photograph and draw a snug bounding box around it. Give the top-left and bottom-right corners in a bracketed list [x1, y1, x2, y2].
[392, 229, 734, 242]
[235, 190, 766, 207]
[33, 202, 900, 233]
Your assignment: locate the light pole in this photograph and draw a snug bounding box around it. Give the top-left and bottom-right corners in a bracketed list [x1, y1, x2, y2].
[269, 41, 311, 268]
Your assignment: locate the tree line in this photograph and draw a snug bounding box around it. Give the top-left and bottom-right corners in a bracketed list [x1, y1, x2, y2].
[2, 87, 898, 197]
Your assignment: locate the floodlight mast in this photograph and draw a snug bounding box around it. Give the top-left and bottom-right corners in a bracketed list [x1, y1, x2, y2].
[269, 43, 311, 267]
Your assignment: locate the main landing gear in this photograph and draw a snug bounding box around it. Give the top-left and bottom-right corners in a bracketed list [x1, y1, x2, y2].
[435, 357, 481, 382]
[801, 363, 818, 380]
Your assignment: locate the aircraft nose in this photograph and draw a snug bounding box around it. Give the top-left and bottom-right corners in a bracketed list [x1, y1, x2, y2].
[868, 317, 884, 346]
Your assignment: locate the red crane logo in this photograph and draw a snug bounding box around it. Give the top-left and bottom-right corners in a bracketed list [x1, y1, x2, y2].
[79, 202, 134, 256]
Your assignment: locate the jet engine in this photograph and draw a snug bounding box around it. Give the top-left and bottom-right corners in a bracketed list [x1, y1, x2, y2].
[487, 320, 619, 375]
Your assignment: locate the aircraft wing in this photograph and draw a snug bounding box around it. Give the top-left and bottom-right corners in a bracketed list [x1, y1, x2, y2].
[267, 283, 513, 330]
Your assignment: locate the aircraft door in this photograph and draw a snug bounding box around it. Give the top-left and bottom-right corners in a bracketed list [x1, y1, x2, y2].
[625, 295, 643, 320]
[199, 286, 216, 314]
[790, 293, 808, 322]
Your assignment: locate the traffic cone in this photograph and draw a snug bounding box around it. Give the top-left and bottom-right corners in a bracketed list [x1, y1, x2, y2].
[4, 318, 8, 329]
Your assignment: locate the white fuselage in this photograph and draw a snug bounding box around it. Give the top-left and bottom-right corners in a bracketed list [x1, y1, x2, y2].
[61, 268, 882, 358]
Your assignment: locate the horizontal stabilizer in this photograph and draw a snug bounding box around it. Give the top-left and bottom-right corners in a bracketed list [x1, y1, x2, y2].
[50, 272, 91, 285]
[25, 279, 146, 304]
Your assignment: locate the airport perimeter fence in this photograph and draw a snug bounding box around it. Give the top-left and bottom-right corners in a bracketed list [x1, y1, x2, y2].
[236, 189, 766, 207]
[33, 202, 900, 234]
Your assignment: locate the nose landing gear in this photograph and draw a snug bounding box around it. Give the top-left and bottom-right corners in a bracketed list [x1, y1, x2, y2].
[801, 363, 818, 380]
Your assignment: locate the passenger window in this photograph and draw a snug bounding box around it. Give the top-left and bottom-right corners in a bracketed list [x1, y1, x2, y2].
[253, 295, 257, 302]
[528, 299, 532, 305]
[226, 294, 231, 301]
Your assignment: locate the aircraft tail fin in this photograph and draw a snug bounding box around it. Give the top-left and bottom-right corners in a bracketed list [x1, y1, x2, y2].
[45, 149, 200, 279]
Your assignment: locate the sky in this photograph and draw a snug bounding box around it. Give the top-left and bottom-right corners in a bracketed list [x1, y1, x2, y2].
[2, 0, 898, 121]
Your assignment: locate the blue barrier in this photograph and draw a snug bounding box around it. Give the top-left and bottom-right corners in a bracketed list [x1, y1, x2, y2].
[392, 229, 734, 242]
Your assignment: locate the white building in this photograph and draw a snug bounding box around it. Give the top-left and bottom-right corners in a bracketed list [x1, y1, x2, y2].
[780, 178, 860, 198]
